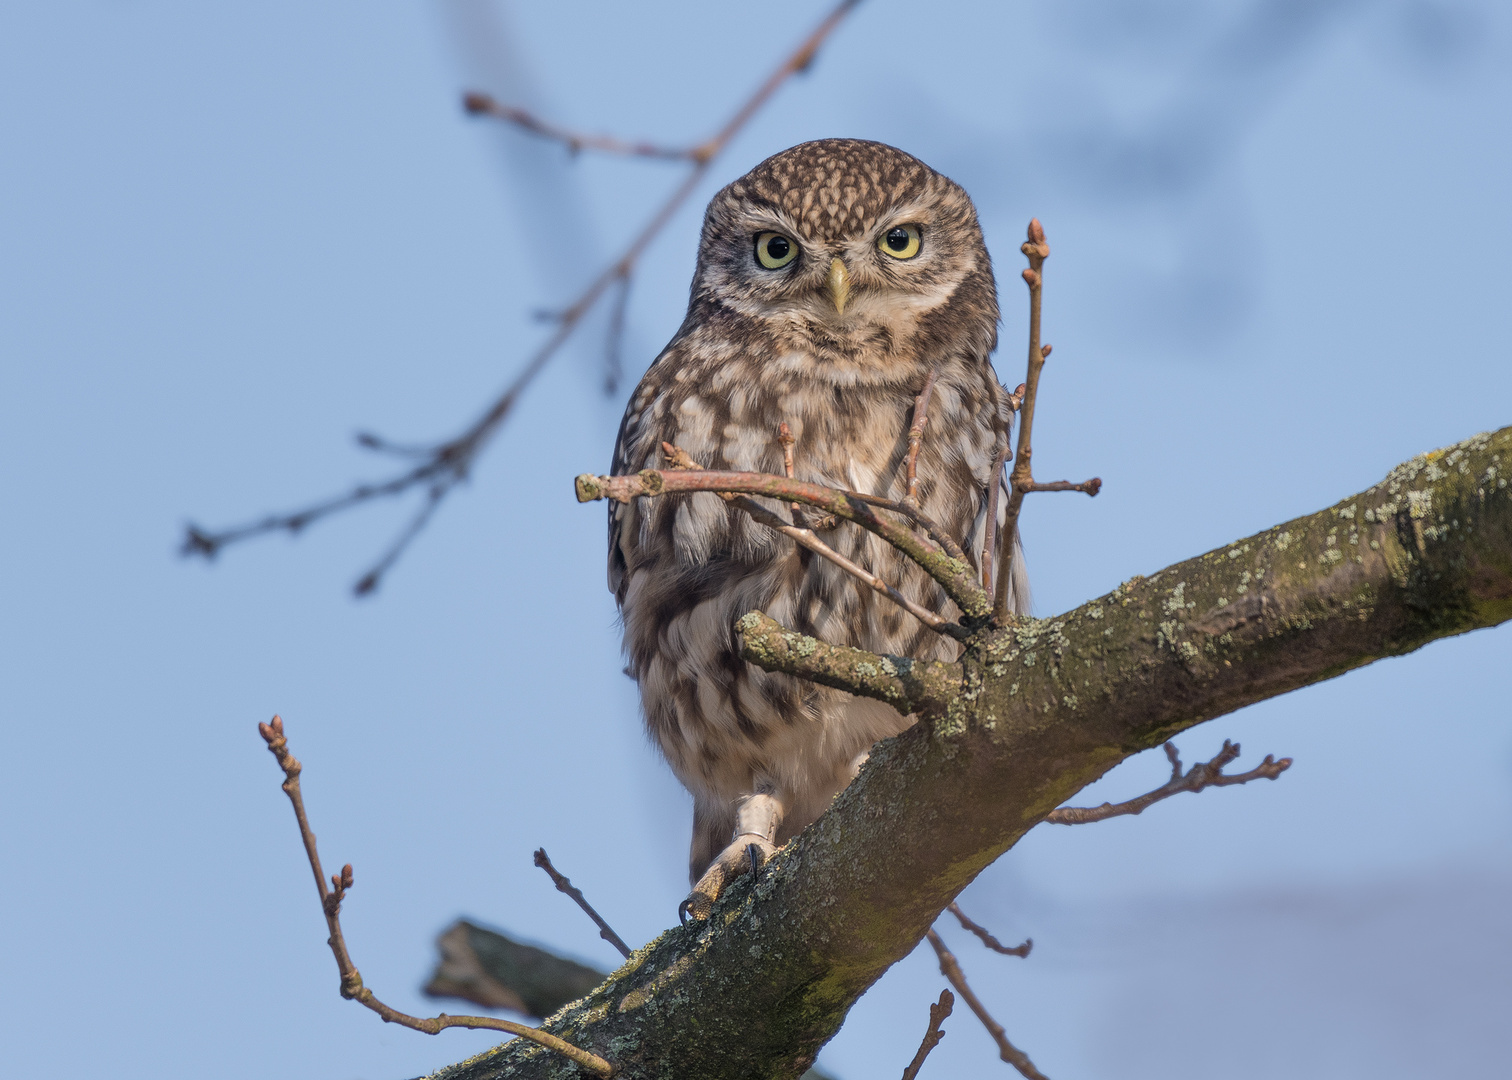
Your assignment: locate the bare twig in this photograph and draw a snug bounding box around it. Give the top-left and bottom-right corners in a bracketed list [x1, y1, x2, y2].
[947, 903, 1032, 958]
[1046, 740, 1291, 825]
[900, 989, 954, 1080]
[902, 365, 943, 508]
[462, 93, 698, 160]
[184, 0, 864, 595]
[926, 930, 1049, 1080]
[577, 466, 992, 621]
[533, 848, 632, 960]
[992, 220, 1101, 622]
[833, 488, 966, 562]
[660, 444, 962, 637]
[256, 716, 616, 1077]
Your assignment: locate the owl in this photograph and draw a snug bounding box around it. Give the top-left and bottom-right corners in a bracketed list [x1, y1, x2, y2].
[608, 139, 1028, 918]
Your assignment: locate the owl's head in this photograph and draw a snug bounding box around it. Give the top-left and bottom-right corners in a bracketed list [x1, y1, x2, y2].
[691, 139, 998, 376]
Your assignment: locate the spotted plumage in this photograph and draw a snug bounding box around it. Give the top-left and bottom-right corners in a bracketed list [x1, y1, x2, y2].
[608, 139, 1028, 912]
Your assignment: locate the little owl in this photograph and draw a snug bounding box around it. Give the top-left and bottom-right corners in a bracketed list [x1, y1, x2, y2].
[608, 139, 1028, 918]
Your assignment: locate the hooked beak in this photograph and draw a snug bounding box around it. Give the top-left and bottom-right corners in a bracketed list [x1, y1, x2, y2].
[826, 257, 851, 315]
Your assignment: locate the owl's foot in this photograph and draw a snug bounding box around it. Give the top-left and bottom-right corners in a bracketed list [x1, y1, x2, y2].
[679, 833, 776, 924]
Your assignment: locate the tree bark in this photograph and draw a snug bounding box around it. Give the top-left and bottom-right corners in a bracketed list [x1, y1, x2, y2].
[430, 426, 1512, 1080]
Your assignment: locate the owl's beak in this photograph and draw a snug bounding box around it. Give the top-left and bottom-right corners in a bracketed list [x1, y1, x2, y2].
[826, 257, 852, 315]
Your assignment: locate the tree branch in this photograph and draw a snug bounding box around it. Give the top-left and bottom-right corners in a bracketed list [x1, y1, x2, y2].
[575, 468, 991, 620]
[1046, 740, 1289, 825]
[899, 989, 954, 1080]
[183, 0, 864, 595]
[256, 717, 616, 1077]
[927, 930, 1048, 1080]
[947, 903, 1031, 958]
[432, 425, 1511, 1080]
[534, 848, 633, 960]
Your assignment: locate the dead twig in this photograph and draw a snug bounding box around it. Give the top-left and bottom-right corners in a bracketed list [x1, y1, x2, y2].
[257, 716, 616, 1077]
[900, 989, 954, 1080]
[533, 848, 632, 960]
[926, 930, 1049, 1080]
[1046, 740, 1291, 825]
[947, 903, 1032, 958]
[183, 0, 864, 595]
[992, 220, 1101, 622]
[660, 444, 963, 638]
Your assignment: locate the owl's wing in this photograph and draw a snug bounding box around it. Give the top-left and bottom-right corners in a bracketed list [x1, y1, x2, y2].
[607, 338, 685, 605]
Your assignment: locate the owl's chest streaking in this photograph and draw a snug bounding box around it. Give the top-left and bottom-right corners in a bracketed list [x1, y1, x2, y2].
[609, 340, 1003, 809]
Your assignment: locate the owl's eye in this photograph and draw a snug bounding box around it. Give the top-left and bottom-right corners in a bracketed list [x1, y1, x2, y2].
[879, 224, 922, 260]
[755, 232, 798, 270]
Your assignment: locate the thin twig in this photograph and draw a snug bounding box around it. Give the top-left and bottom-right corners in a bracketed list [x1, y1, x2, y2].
[1046, 740, 1291, 825]
[578, 465, 992, 621]
[533, 848, 632, 960]
[979, 439, 1009, 590]
[900, 989, 954, 1080]
[463, 93, 699, 160]
[834, 489, 967, 562]
[926, 930, 1049, 1080]
[660, 444, 962, 637]
[947, 903, 1032, 958]
[902, 365, 943, 508]
[1023, 478, 1102, 495]
[256, 716, 616, 1077]
[992, 221, 1101, 622]
[184, 0, 864, 594]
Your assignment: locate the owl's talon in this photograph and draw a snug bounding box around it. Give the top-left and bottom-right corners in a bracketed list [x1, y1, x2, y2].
[682, 834, 776, 920]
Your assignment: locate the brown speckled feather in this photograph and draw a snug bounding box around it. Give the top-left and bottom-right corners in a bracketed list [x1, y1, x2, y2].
[608, 140, 1028, 883]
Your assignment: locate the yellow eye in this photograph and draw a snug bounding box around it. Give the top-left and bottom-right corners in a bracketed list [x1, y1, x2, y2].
[879, 224, 922, 260]
[755, 232, 798, 270]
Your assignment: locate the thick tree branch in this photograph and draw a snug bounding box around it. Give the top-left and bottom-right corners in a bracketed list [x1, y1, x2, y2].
[436, 426, 1511, 1080]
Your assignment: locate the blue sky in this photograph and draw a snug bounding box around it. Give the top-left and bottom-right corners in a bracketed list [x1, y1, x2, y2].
[1, 3, 1508, 1078]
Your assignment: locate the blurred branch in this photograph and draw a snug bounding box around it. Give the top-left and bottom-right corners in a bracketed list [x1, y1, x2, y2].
[255, 716, 615, 1077]
[926, 930, 1048, 1080]
[1046, 740, 1291, 825]
[533, 848, 632, 960]
[424, 920, 606, 1019]
[947, 903, 1031, 959]
[899, 989, 954, 1080]
[463, 93, 698, 160]
[182, 0, 864, 595]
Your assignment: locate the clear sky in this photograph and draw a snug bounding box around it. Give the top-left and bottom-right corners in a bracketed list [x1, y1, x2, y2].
[1, 3, 1508, 1078]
